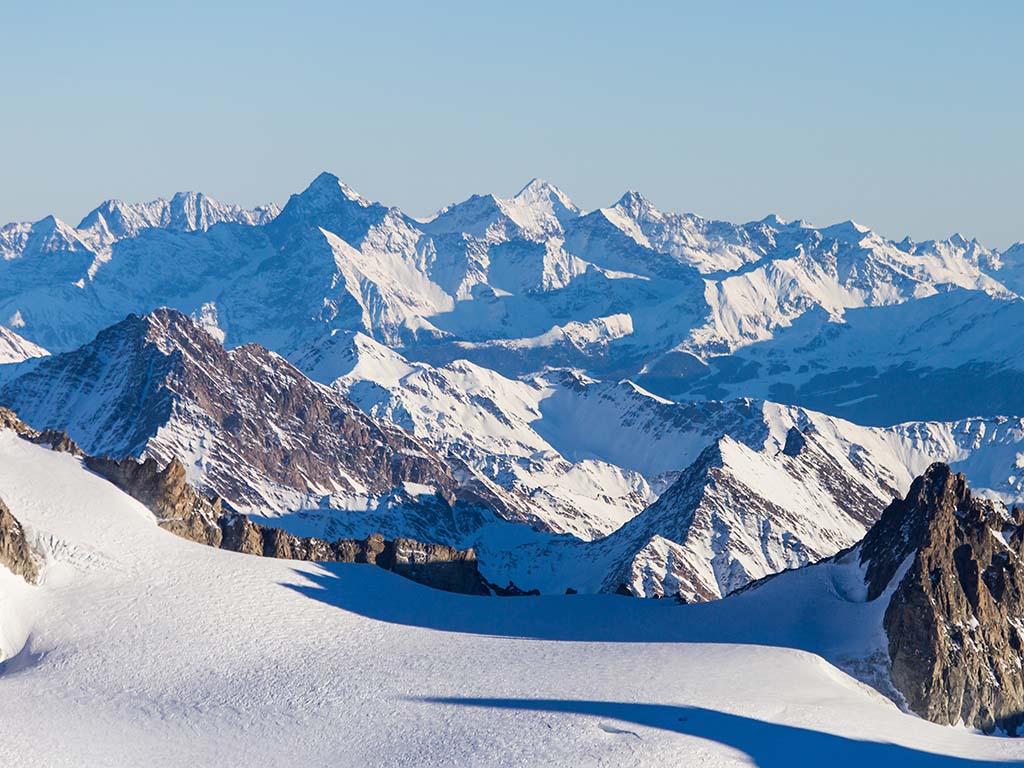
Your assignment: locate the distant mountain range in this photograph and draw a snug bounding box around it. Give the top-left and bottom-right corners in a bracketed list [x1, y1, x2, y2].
[4, 174, 1024, 600]
[2, 173, 1024, 424]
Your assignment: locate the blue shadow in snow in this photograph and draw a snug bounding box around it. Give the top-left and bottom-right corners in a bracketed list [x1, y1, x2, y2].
[282, 561, 851, 646]
[282, 562, 722, 642]
[422, 697, 1024, 767]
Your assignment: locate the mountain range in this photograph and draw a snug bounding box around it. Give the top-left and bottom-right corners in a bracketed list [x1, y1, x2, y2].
[5, 174, 1024, 600]
[3, 173, 1024, 425]
[5, 174, 1024, 758]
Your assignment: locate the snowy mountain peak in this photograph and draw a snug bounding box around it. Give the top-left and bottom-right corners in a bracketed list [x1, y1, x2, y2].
[612, 190, 657, 219]
[817, 219, 873, 244]
[32, 215, 87, 243]
[427, 193, 503, 229]
[304, 171, 370, 207]
[512, 178, 579, 214]
[757, 213, 789, 228]
[268, 172, 389, 246]
[427, 181, 580, 241]
[76, 191, 279, 241]
[69, 307, 212, 361]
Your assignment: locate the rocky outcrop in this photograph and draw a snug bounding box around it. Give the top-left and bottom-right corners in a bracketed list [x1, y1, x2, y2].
[0, 406, 81, 456]
[86, 455, 224, 547]
[219, 514, 488, 595]
[860, 463, 1024, 734]
[85, 451, 488, 595]
[0, 499, 38, 584]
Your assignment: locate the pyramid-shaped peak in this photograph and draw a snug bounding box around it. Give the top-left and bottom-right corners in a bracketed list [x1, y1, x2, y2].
[818, 219, 874, 244]
[34, 214, 71, 232]
[757, 213, 789, 228]
[512, 178, 578, 211]
[302, 172, 369, 206]
[612, 190, 657, 217]
[94, 307, 218, 356]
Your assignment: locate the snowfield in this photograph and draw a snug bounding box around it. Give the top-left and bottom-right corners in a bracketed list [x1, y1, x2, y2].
[1, 433, 1022, 767]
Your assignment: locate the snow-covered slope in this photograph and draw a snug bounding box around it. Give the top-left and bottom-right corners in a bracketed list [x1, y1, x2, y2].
[0, 326, 47, 364]
[296, 332, 654, 540]
[1, 432, 1022, 767]
[656, 289, 1024, 424]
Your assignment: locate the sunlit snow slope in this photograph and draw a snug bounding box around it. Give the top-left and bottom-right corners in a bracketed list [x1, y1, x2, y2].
[0, 433, 1021, 768]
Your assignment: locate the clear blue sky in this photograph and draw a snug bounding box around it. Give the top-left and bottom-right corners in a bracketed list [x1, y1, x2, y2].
[3, 1, 1022, 246]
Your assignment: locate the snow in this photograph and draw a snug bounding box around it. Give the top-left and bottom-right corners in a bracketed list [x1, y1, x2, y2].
[0, 326, 48, 364]
[323, 334, 655, 539]
[3, 170, 1020, 408]
[1, 432, 1022, 767]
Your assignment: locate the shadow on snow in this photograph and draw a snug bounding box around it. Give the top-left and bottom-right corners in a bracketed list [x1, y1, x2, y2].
[421, 697, 1024, 768]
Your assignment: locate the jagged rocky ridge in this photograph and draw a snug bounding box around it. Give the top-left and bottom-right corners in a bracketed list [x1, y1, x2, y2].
[86, 452, 488, 595]
[85, 455, 225, 548]
[857, 463, 1024, 733]
[14, 310, 1024, 601]
[0, 416, 487, 597]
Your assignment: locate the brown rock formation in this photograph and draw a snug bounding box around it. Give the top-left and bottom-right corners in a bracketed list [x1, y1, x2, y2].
[860, 463, 1024, 733]
[85, 455, 224, 548]
[218, 514, 488, 595]
[86, 451, 489, 596]
[0, 406, 81, 456]
[0, 499, 38, 585]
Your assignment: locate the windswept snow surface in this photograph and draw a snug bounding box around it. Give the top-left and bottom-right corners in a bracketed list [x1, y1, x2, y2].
[1, 433, 1022, 767]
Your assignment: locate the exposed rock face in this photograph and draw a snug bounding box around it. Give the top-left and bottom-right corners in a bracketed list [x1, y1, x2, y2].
[0, 499, 38, 584]
[0, 309, 461, 503]
[0, 406, 81, 455]
[218, 514, 488, 595]
[85, 455, 224, 548]
[860, 463, 1024, 733]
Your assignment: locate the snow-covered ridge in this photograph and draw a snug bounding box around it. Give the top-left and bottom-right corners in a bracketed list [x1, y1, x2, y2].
[1, 190, 279, 261]
[0, 325, 47, 364]
[10, 306, 1024, 603]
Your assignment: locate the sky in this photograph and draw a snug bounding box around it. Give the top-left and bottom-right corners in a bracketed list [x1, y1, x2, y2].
[2, 1, 1022, 246]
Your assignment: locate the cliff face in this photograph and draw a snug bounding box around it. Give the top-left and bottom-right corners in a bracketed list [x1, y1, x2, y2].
[221, 515, 488, 595]
[860, 463, 1024, 733]
[0, 499, 38, 585]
